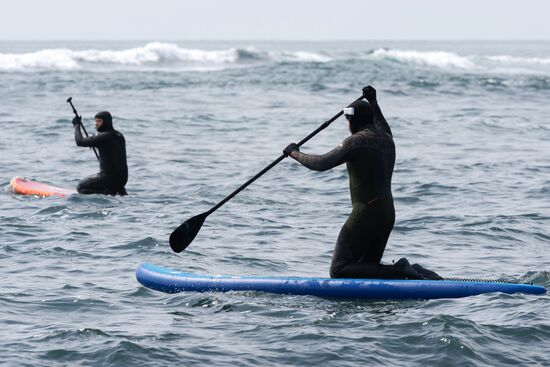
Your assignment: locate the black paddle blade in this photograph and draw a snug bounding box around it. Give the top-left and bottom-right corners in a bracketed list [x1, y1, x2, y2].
[169, 212, 208, 253]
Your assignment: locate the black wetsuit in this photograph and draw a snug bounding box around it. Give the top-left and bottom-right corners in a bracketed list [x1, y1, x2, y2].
[74, 124, 128, 195]
[289, 100, 421, 279]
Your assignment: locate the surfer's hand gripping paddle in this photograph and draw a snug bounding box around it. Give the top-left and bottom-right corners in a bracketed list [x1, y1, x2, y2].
[169, 94, 365, 253]
[362, 85, 377, 104]
[66, 97, 99, 160]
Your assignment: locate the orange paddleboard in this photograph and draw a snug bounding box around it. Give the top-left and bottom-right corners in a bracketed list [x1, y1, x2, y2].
[10, 176, 76, 197]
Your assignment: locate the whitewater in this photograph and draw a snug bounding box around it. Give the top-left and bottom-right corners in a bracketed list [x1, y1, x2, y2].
[1, 41, 550, 75]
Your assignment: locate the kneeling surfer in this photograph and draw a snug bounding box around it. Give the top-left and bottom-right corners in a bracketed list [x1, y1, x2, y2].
[284, 86, 441, 280]
[73, 111, 128, 195]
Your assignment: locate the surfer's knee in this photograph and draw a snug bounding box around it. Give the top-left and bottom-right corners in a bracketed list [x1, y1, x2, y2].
[76, 182, 88, 194]
[77, 180, 102, 195]
[330, 264, 346, 278]
[77, 186, 97, 195]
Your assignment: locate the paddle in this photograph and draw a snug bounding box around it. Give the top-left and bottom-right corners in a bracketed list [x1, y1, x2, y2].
[66, 97, 99, 160]
[169, 94, 365, 253]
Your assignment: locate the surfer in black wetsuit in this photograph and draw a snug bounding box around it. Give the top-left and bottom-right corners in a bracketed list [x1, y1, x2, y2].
[73, 111, 128, 195]
[284, 86, 442, 280]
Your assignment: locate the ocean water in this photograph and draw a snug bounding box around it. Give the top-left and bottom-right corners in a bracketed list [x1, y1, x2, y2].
[0, 40, 549, 366]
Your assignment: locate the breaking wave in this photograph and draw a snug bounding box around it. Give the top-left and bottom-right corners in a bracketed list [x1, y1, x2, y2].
[1, 42, 549, 75]
[369, 48, 475, 69]
[0, 42, 332, 71]
[368, 48, 550, 74]
[487, 55, 550, 65]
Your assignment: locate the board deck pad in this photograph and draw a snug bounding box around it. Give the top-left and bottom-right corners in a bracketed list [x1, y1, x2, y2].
[136, 263, 546, 300]
[10, 176, 76, 197]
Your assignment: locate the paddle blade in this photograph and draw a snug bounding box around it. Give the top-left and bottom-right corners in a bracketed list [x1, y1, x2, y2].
[169, 212, 208, 253]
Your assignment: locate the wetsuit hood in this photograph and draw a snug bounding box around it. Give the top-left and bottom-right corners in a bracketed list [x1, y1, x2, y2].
[346, 100, 374, 134]
[95, 111, 113, 132]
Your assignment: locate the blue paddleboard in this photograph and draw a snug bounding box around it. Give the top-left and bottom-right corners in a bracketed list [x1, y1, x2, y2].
[136, 263, 546, 300]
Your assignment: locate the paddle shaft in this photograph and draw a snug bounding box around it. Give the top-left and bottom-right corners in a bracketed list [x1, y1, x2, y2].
[169, 94, 365, 252]
[207, 95, 364, 215]
[67, 99, 99, 160]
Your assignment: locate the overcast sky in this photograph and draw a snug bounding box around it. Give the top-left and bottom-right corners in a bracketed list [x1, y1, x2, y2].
[1, 0, 549, 41]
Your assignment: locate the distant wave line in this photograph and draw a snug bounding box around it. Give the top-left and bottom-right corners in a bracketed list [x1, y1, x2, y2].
[0, 42, 332, 70]
[1, 42, 549, 73]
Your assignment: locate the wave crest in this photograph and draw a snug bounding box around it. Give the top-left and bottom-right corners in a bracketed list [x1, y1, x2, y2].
[369, 48, 475, 69]
[2, 43, 548, 74]
[487, 55, 550, 65]
[0, 42, 332, 71]
[0, 48, 80, 70]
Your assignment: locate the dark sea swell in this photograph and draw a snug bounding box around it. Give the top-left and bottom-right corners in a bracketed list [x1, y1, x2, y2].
[0, 41, 549, 366]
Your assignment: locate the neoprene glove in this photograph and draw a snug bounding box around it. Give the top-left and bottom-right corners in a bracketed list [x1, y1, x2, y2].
[72, 116, 81, 126]
[362, 85, 377, 103]
[283, 143, 299, 157]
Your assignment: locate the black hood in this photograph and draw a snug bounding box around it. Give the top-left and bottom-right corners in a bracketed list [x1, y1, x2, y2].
[347, 100, 374, 133]
[95, 111, 113, 132]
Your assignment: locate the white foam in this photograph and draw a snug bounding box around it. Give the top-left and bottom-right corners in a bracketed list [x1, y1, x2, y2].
[370, 48, 475, 69]
[0, 42, 242, 70]
[487, 55, 550, 66]
[0, 42, 334, 71]
[271, 51, 332, 63]
[72, 42, 240, 65]
[0, 48, 79, 70]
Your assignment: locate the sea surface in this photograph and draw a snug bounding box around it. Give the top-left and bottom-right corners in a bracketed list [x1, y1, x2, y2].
[0, 41, 549, 366]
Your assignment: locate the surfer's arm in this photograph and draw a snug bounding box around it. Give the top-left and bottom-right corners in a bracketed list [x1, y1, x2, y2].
[74, 127, 106, 147]
[363, 85, 392, 137]
[371, 101, 392, 137]
[286, 137, 351, 171]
